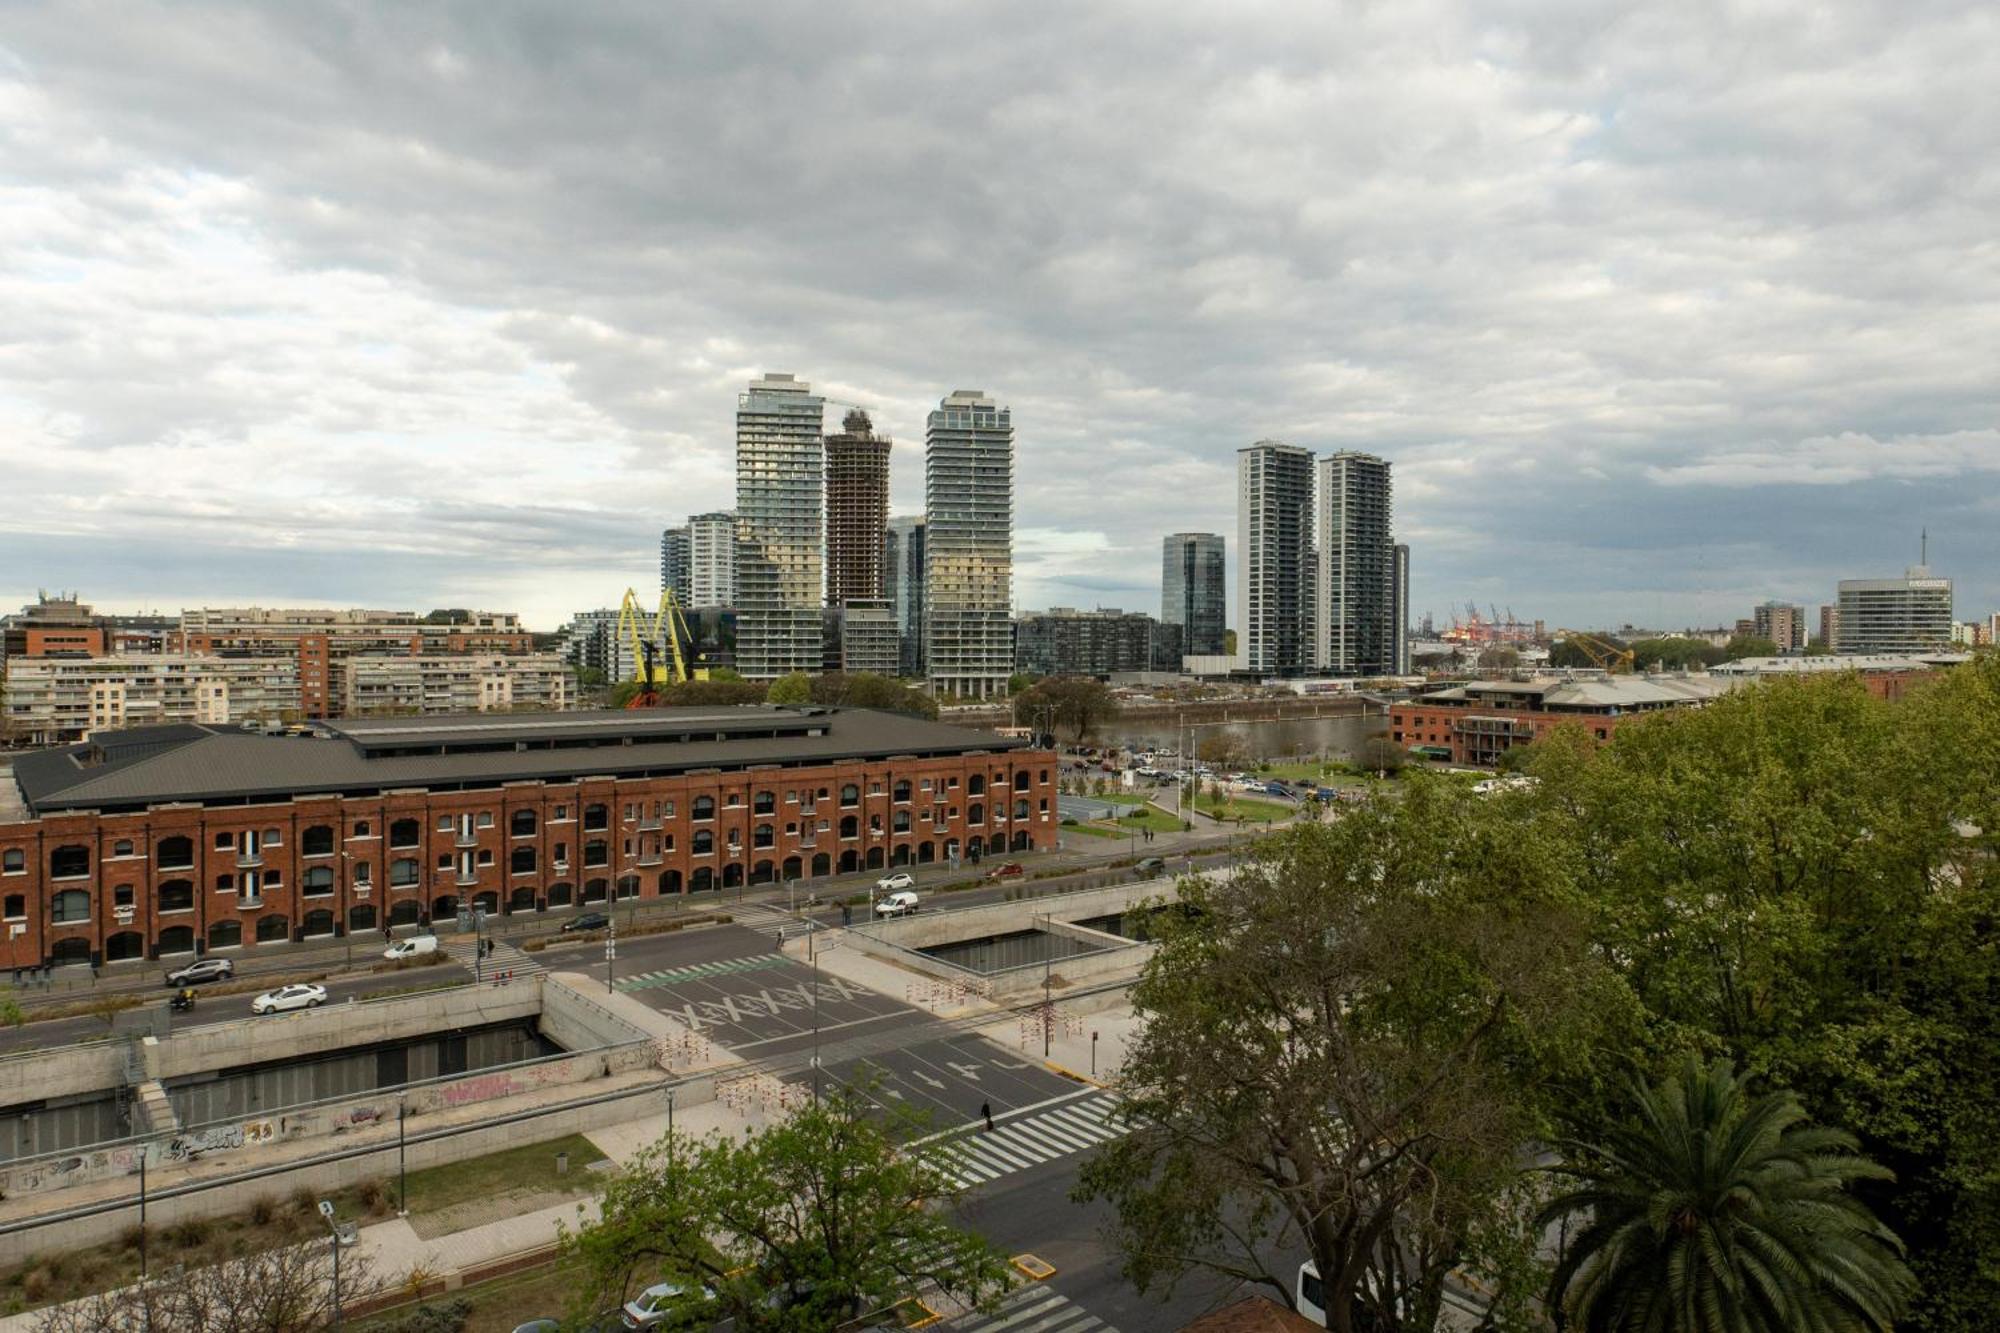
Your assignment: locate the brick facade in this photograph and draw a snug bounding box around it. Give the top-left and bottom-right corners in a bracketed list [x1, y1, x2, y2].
[0, 752, 1057, 970]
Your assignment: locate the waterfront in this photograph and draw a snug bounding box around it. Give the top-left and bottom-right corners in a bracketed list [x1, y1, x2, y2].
[1089, 709, 1387, 763]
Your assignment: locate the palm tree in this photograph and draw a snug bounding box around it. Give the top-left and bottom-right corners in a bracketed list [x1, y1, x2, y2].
[1540, 1057, 1913, 1333]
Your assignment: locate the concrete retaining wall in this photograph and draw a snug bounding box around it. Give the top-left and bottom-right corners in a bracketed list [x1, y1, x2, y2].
[0, 1041, 127, 1107]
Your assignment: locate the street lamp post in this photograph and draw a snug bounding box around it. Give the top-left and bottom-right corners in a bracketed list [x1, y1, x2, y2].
[396, 1094, 408, 1216]
[604, 917, 617, 995]
[316, 1201, 347, 1329]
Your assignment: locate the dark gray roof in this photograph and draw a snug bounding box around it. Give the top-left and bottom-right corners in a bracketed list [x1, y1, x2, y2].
[11, 707, 1027, 816]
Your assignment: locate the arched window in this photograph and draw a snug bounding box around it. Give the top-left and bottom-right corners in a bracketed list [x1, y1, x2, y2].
[105, 931, 144, 962]
[511, 847, 537, 875]
[50, 937, 92, 967]
[302, 866, 335, 895]
[51, 889, 91, 924]
[782, 856, 802, 881]
[301, 825, 335, 857]
[968, 775, 985, 796]
[301, 910, 335, 938]
[891, 844, 910, 866]
[750, 860, 774, 885]
[548, 882, 574, 907]
[155, 836, 194, 869]
[659, 870, 682, 894]
[916, 842, 935, 864]
[582, 879, 608, 903]
[349, 905, 377, 932]
[388, 900, 422, 927]
[893, 780, 911, 803]
[473, 892, 499, 914]
[615, 875, 639, 901]
[838, 850, 858, 873]
[509, 887, 536, 912]
[583, 804, 609, 831]
[209, 920, 243, 949]
[753, 824, 774, 849]
[158, 880, 194, 912]
[692, 830, 714, 856]
[389, 819, 421, 848]
[690, 867, 713, 893]
[754, 790, 776, 815]
[811, 853, 831, 876]
[49, 845, 90, 879]
[510, 809, 537, 837]
[692, 796, 715, 821]
[256, 913, 290, 943]
[432, 894, 459, 920]
[840, 784, 859, 807]
[722, 863, 743, 889]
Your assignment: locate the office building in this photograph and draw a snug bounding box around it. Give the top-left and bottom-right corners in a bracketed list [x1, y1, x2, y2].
[1015, 608, 1161, 678]
[0, 708, 1057, 968]
[1751, 602, 1808, 652]
[734, 373, 826, 679]
[824, 409, 891, 608]
[1237, 441, 1316, 675]
[924, 390, 1014, 699]
[687, 511, 738, 610]
[659, 526, 691, 608]
[1313, 451, 1397, 676]
[1835, 568, 1954, 655]
[1160, 533, 1227, 659]
[884, 517, 927, 679]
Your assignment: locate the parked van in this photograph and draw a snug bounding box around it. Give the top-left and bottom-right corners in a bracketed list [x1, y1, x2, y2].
[383, 934, 439, 961]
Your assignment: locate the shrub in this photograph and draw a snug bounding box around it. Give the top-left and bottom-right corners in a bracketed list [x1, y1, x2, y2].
[247, 1195, 276, 1226]
[19, 1267, 51, 1302]
[166, 1218, 212, 1249]
[379, 1297, 472, 1333]
[358, 1179, 391, 1215]
[290, 1185, 318, 1216]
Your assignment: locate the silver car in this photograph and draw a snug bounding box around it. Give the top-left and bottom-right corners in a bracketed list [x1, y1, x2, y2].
[250, 982, 328, 1015]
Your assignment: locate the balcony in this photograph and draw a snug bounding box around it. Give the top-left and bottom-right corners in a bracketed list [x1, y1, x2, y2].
[636, 851, 663, 867]
[456, 868, 480, 887]
[235, 851, 263, 870]
[638, 817, 663, 832]
[455, 832, 479, 849]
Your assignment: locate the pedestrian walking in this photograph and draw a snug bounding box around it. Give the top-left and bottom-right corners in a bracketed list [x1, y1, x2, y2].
[981, 1100, 994, 1133]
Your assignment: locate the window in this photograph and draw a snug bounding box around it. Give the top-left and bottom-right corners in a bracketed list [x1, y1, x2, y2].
[215, 873, 234, 892]
[893, 811, 911, 833]
[920, 779, 933, 792]
[389, 819, 421, 849]
[3, 894, 22, 919]
[1039, 769, 1050, 783]
[148, 834, 192, 871]
[692, 796, 715, 821]
[352, 862, 371, 885]
[968, 775, 984, 795]
[115, 884, 135, 907]
[476, 849, 494, 866]
[754, 791, 775, 815]
[112, 839, 135, 857]
[1015, 772, 1031, 789]
[1015, 799, 1030, 820]
[476, 812, 494, 829]
[158, 880, 195, 911]
[302, 910, 334, 938]
[839, 816, 859, 840]
[726, 792, 744, 808]
[209, 921, 242, 949]
[302, 866, 334, 895]
[265, 869, 282, 886]
[510, 809, 537, 838]
[214, 831, 235, 850]
[256, 914, 290, 943]
[301, 825, 335, 857]
[622, 803, 637, 822]
[511, 847, 537, 875]
[583, 840, 609, 868]
[1, 849, 21, 874]
[391, 858, 420, 887]
[437, 816, 452, 832]
[583, 804, 609, 831]
[662, 801, 675, 819]
[968, 803, 984, 826]
[893, 780, 911, 803]
[349, 905, 377, 932]
[263, 828, 282, 846]
[727, 828, 741, 849]
[157, 925, 195, 956]
[52, 889, 90, 924]
[754, 824, 774, 849]
[437, 854, 453, 870]
[840, 784, 859, 807]
[553, 841, 568, 865]
[692, 830, 714, 856]
[50, 845, 90, 878]
[553, 804, 570, 821]
[352, 821, 371, 838]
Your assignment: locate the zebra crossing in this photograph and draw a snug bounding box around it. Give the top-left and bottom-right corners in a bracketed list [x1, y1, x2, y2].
[944, 1284, 1120, 1333]
[613, 953, 791, 992]
[439, 934, 546, 979]
[932, 1093, 1126, 1189]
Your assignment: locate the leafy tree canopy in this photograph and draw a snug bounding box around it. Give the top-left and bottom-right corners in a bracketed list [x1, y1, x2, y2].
[1013, 676, 1120, 742]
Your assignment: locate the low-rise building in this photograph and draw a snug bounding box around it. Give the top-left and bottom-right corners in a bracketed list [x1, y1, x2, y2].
[1391, 675, 1733, 765]
[3, 655, 301, 746]
[0, 707, 1055, 969]
[340, 654, 573, 715]
[1708, 653, 1967, 700]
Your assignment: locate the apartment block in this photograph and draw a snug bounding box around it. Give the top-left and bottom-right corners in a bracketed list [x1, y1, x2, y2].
[687, 511, 738, 610]
[2, 656, 301, 746]
[1015, 608, 1161, 678]
[1751, 601, 1808, 652]
[735, 374, 826, 679]
[341, 655, 573, 716]
[1237, 441, 1316, 675]
[924, 390, 1014, 699]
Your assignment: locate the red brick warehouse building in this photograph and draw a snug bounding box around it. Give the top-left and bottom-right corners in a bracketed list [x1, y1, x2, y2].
[0, 707, 1057, 970]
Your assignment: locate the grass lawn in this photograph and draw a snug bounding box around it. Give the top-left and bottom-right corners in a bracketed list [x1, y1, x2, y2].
[1092, 791, 1152, 806]
[1059, 822, 1125, 839]
[1192, 793, 1295, 823]
[356, 1259, 588, 1333]
[398, 1132, 607, 1225]
[1113, 807, 1187, 833]
[1257, 762, 1369, 786]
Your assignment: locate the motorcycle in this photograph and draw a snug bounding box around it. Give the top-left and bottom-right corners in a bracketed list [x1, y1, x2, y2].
[169, 989, 196, 1013]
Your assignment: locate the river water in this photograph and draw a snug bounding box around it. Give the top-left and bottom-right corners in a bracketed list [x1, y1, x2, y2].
[1087, 710, 1387, 764]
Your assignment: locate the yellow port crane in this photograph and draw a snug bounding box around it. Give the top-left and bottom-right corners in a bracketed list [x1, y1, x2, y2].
[1555, 629, 1636, 673]
[617, 588, 708, 700]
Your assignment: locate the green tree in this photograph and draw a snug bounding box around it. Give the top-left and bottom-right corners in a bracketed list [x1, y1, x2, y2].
[1478, 645, 1522, 669]
[1223, 629, 1237, 656]
[1723, 633, 1781, 660]
[1076, 789, 1627, 1331]
[563, 1083, 1009, 1331]
[808, 672, 939, 719]
[765, 672, 812, 706]
[1007, 671, 1037, 696]
[1014, 676, 1119, 742]
[1627, 636, 1727, 670]
[1541, 1057, 1913, 1333]
[656, 678, 769, 707]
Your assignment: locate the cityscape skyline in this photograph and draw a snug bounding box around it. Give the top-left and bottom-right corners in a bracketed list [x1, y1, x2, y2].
[2, 6, 1995, 632]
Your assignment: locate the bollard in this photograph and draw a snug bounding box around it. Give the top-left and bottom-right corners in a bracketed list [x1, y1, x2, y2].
[556, 1151, 569, 1175]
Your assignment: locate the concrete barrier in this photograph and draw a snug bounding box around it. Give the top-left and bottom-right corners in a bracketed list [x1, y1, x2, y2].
[0, 1040, 127, 1107]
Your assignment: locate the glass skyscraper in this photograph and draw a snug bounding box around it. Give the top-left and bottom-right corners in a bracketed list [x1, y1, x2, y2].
[1160, 532, 1226, 659]
[734, 373, 825, 680]
[923, 391, 1013, 699]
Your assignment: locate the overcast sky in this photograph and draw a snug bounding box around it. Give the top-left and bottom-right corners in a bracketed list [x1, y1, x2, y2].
[3, 2, 1996, 635]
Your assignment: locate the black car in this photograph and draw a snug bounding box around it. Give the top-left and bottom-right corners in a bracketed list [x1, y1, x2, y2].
[1132, 857, 1167, 878]
[165, 958, 235, 987]
[562, 911, 612, 934]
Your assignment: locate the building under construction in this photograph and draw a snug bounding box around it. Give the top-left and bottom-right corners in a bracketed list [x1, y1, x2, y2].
[824, 408, 891, 607]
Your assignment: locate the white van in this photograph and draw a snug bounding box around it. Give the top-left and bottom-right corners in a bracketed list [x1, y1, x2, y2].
[383, 934, 439, 961]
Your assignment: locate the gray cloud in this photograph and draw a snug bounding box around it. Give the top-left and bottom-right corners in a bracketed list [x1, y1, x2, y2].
[1, 0, 1996, 632]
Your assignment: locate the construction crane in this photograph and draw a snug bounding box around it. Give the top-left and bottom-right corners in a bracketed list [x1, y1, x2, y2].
[1555, 629, 1636, 673]
[617, 588, 708, 707]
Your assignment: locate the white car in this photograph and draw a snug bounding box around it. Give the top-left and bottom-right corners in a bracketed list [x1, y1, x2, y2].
[875, 871, 915, 893]
[875, 890, 920, 917]
[620, 1280, 716, 1329]
[251, 983, 328, 1015]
